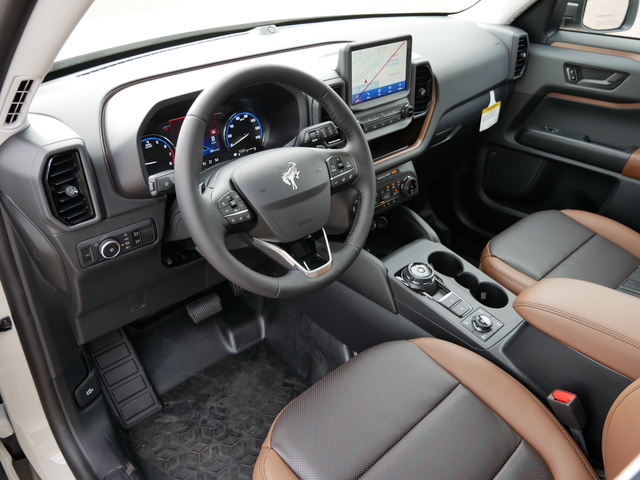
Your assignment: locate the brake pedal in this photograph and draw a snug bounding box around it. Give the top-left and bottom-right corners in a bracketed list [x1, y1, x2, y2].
[187, 292, 223, 323]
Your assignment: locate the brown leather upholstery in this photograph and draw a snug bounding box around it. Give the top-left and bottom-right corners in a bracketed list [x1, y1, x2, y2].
[603, 379, 640, 479]
[255, 411, 299, 480]
[410, 338, 597, 480]
[481, 210, 640, 294]
[255, 338, 597, 480]
[562, 209, 640, 260]
[480, 243, 536, 294]
[513, 278, 640, 380]
[622, 148, 640, 182]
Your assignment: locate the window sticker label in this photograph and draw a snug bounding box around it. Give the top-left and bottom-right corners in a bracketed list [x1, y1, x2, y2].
[480, 90, 501, 132]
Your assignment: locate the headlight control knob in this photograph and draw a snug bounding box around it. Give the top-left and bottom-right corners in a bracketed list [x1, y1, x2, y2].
[402, 261, 438, 296]
[99, 238, 120, 259]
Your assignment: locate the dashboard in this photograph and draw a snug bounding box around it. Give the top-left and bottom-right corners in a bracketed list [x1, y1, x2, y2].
[0, 15, 528, 344]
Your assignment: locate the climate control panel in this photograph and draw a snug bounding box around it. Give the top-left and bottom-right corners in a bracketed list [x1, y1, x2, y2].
[76, 219, 156, 267]
[375, 168, 418, 212]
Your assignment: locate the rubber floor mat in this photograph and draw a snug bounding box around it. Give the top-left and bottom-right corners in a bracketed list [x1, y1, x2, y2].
[126, 342, 308, 480]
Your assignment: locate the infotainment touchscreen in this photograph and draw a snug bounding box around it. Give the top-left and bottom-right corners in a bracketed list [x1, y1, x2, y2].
[349, 38, 410, 105]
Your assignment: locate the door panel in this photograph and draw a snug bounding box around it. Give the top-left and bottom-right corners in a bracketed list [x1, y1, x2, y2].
[472, 38, 640, 234]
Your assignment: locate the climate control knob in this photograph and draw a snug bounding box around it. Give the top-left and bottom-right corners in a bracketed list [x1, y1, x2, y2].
[402, 176, 418, 196]
[99, 238, 120, 259]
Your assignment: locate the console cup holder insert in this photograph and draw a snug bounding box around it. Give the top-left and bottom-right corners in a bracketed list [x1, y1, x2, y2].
[428, 251, 463, 278]
[456, 272, 508, 309]
[425, 251, 509, 308]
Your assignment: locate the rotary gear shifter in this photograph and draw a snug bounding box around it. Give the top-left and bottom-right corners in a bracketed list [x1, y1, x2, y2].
[402, 261, 438, 296]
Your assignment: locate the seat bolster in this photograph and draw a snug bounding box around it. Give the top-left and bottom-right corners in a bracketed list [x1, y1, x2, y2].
[410, 338, 598, 480]
[255, 422, 299, 480]
[603, 379, 640, 480]
[562, 210, 640, 260]
[480, 243, 536, 294]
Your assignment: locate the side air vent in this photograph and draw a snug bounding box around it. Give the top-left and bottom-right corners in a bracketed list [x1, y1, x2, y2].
[514, 35, 529, 79]
[321, 84, 344, 123]
[44, 150, 95, 226]
[413, 63, 433, 115]
[4, 78, 35, 127]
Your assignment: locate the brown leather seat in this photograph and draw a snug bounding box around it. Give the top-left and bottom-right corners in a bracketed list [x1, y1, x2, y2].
[254, 338, 640, 480]
[480, 209, 640, 294]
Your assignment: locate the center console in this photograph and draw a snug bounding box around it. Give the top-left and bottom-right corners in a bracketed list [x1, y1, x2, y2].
[383, 239, 523, 349]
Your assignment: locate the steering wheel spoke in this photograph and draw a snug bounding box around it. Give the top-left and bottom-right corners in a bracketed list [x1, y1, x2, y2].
[251, 228, 333, 279]
[325, 151, 358, 192]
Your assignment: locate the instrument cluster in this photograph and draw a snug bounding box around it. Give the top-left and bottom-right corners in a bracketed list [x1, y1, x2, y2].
[139, 85, 301, 179]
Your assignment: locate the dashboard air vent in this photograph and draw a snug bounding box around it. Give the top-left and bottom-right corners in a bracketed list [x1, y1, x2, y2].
[413, 64, 433, 115]
[44, 150, 95, 226]
[514, 35, 529, 79]
[4, 78, 34, 127]
[321, 84, 344, 123]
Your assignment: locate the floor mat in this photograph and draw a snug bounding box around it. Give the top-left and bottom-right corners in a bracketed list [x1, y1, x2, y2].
[126, 342, 308, 480]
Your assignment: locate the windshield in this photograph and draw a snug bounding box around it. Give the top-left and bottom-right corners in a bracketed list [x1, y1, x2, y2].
[56, 0, 479, 62]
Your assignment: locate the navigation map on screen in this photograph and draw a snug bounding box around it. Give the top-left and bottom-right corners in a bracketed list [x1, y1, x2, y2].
[351, 40, 408, 105]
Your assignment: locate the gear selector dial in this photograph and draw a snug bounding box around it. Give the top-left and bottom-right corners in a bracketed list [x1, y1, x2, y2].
[402, 262, 438, 295]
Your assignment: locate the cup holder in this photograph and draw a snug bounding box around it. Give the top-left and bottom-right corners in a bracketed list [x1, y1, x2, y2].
[456, 272, 478, 290]
[475, 283, 509, 309]
[454, 272, 508, 308]
[428, 251, 463, 278]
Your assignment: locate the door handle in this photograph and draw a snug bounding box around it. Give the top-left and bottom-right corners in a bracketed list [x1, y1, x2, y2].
[565, 63, 628, 90]
[578, 72, 625, 87]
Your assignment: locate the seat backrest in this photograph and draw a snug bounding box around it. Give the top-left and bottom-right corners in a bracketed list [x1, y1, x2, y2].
[604, 378, 640, 479]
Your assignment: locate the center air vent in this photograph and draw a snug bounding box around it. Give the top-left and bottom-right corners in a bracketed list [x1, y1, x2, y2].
[514, 35, 529, 79]
[413, 63, 433, 115]
[44, 150, 95, 226]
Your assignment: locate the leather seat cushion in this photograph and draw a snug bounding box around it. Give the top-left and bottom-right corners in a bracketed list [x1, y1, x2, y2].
[255, 339, 597, 480]
[481, 210, 640, 294]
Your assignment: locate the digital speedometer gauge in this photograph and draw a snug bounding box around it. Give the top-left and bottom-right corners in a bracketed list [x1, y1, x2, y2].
[223, 112, 264, 156]
[141, 135, 175, 176]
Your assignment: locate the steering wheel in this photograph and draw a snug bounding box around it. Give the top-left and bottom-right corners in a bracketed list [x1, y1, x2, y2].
[174, 64, 375, 298]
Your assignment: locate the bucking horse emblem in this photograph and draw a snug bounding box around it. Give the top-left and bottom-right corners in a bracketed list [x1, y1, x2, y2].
[282, 162, 300, 191]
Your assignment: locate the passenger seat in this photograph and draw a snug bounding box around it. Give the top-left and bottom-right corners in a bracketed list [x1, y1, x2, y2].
[480, 210, 640, 294]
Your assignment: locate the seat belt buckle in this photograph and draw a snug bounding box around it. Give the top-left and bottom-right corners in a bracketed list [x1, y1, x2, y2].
[547, 389, 588, 455]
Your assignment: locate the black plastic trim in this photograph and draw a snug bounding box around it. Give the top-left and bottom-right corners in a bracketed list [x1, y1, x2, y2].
[0, 207, 97, 478]
[516, 123, 632, 172]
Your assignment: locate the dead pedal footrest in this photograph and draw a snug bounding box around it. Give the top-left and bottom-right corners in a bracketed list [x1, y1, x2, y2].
[88, 329, 161, 429]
